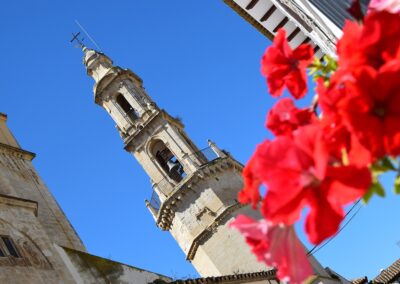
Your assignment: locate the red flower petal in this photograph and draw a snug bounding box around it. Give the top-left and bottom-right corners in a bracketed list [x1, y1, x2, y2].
[261, 29, 314, 99]
[230, 215, 313, 284]
[266, 98, 315, 136]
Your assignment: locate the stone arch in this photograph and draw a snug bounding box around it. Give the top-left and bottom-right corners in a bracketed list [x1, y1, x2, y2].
[148, 139, 185, 182]
[115, 93, 139, 122]
[0, 218, 52, 269]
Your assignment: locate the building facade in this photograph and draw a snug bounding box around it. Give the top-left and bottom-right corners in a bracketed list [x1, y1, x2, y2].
[223, 0, 370, 56]
[0, 115, 172, 283]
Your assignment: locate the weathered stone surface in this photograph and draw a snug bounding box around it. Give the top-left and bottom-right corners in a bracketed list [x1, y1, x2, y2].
[56, 246, 172, 284]
[0, 114, 172, 283]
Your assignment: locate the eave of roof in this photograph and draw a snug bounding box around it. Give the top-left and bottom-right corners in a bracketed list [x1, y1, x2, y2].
[170, 270, 277, 284]
[351, 276, 368, 284]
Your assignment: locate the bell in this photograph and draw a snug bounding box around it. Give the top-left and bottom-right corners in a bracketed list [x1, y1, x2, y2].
[167, 160, 180, 174]
[167, 160, 183, 182]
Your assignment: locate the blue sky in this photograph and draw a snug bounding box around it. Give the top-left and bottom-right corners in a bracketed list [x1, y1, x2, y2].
[1, 0, 399, 281]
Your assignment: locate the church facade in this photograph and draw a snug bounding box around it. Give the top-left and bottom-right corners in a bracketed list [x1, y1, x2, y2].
[0, 113, 173, 283]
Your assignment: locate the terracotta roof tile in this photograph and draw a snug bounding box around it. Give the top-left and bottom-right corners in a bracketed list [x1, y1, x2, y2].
[374, 258, 400, 283]
[351, 276, 368, 284]
[170, 270, 277, 284]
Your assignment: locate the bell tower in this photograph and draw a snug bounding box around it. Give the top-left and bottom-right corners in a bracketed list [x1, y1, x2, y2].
[82, 46, 333, 279]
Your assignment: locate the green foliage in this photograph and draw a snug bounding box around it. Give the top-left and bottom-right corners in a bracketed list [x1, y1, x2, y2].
[363, 180, 385, 204]
[308, 55, 338, 82]
[363, 157, 397, 203]
[394, 175, 400, 195]
[371, 156, 396, 173]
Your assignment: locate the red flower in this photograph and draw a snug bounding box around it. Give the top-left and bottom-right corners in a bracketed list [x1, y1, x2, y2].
[230, 215, 313, 284]
[337, 11, 400, 70]
[261, 29, 314, 99]
[317, 74, 373, 166]
[266, 98, 316, 136]
[251, 125, 371, 244]
[239, 154, 262, 209]
[348, 0, 365, 21]
[369, 0, 400, 14]
[337, 64, 400, 159]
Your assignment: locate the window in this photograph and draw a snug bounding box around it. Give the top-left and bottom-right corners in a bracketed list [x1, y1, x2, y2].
[151, 140, 185, 182]
[1, 236, 20, 258]
[116, 94, 138, 121]
[0, 246, 5, 257]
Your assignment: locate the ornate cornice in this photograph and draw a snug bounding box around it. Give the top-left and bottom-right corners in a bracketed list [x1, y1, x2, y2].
[155, 157, 243, 231]
[223, 0, 275, 40]
[223, 0, 337, 55]
[277, 0, 337, 44]
[0, 143, 35, 161]
[123, 109, 161, 150]
[93, 67, 143, 104]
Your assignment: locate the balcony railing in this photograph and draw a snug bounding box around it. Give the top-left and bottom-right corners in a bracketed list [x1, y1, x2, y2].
[149, 190, 161, 211]
[187, 147, 220, 168]
[124, 109, 139, 123]
[148, 146, 220, 212]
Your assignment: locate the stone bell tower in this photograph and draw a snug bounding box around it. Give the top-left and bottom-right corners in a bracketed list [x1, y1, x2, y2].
[81, 46, 335, 279]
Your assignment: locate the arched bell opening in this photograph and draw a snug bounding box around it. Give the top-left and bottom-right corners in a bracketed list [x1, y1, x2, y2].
[115, 93, 139, 122]
[150, 140, 186, 183]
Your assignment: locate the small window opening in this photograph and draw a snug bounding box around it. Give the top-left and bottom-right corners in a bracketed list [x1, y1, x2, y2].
[0, 247, 5, 257]
[2, 236, 20, 258]
[116, 94, 138, 121]
[152, 141, 185, 182]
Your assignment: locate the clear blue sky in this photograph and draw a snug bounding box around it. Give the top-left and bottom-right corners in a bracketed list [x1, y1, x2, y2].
[0, 0, 399, 281]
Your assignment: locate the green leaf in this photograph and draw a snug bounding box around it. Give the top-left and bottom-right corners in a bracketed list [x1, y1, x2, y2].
[308, 57, 338, 81]
[394, 175, 400, 195]
[363, 180, 385, 204]
[374, 181, 385, 197]
[381, 156, 396, 171]
[325, 55, 338, 71]
[370, 157, 397, 176]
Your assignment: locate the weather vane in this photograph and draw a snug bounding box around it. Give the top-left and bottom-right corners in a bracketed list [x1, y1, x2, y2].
[71, 20, 103, 52]
[70, 31, 85, 49]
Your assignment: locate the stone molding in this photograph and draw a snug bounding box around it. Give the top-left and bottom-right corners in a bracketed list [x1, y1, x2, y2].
[94, 67, 143, 104]
[223, 0, 275, 40]
[123, 110, 183, 152]
[155, 156, 243, 230]
[0, 193, 38, 216]
[0, 143, 35, 161]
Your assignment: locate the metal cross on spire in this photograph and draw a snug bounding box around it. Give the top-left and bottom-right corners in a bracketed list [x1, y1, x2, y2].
[70, 32, 85, 49]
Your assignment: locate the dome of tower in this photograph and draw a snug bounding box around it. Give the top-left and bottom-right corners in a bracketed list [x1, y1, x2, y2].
[82, 47, 97, 66]
[82, 46, 113, 68]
